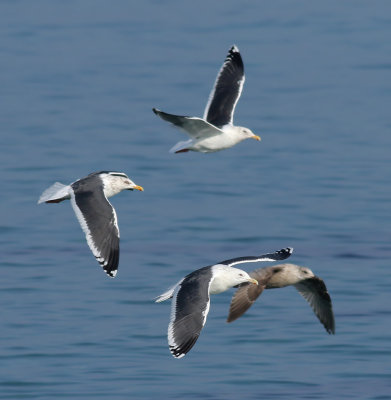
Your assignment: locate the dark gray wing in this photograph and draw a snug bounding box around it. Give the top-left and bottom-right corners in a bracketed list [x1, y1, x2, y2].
[152, 108, 222, 139]
[220, 247, 293, 267]
[294, 277, 335, 334]
[168, 267, 213, 358]
[227, 267, 276, 323]
[203, 45, 245, 127]
[70, 177, 119, 278]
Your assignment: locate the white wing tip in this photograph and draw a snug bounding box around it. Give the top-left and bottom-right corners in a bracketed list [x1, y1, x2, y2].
[169, 347, 186, 359]
[273, 247, 294, 260]
[107, 270, 117, 278]
[231, 45, 239, 52]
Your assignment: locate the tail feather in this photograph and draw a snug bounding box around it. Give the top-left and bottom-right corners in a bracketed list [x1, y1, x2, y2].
[169, 140, 192, 154]
[38, 182, 70, 204]
[155, 286, 176, 303]
[155, 280, 183, 303]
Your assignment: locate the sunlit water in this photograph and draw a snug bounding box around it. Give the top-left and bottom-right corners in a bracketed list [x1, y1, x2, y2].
[1, 1, 390, 399]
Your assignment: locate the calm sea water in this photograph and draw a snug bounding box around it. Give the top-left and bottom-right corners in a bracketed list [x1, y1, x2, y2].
[1, 1, 390, 399]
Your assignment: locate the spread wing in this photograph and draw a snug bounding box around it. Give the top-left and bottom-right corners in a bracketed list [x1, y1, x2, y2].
[220, 247, 293, 268]
[167, 268, 213, 358]
[294, 277, 335, 334]
[70, 187, 120, 278]
[153, 108, 223, 139]
[203, 45, 245, 128]
[227, 268, 274, 322]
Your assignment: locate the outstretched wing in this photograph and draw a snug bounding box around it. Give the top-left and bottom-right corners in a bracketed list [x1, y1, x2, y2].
[220, 247, 293, 268]
[203, 45, 245, 128]
[227, 267, 277, 323]
[167, 268, 213, 358]
[70, 186, 120, 278]
[153, 108, 223, 139]
[294, 277, 335, 334]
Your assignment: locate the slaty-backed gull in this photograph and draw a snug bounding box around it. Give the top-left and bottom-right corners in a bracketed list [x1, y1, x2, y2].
[156, 248, 293, 358]
[227, 263, 335, 334]
[38, 171, 144, 278]
[153, 45, 260, 153]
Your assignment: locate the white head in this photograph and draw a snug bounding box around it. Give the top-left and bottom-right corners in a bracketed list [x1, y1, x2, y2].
[100, 171, 144, 198]
[210, 265, 258, 295]
[237, 127, 261, 142]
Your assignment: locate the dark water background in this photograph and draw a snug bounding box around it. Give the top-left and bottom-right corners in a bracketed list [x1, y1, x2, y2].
[1, 1, 391, 398]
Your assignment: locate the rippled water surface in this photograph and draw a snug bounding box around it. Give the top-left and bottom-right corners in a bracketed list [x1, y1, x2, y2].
[1, 1, 391, 399]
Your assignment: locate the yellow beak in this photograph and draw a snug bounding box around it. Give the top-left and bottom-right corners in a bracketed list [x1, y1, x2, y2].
[133, 185, 144, 192]
[248, 278, 258, 285]
[252, 135, 261, 141]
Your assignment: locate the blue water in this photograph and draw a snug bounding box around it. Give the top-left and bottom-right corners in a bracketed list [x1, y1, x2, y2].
[1, 1, 391, 398]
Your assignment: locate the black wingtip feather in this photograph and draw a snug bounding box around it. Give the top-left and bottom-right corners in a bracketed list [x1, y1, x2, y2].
[275, 247, 293, 260]
[170, 335, 198, 358]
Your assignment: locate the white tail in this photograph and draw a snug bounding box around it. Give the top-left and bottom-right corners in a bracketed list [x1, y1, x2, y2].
[169, 140, 192, 154]
[38, 182, 70, 204]
[155, 279, 183, 303]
